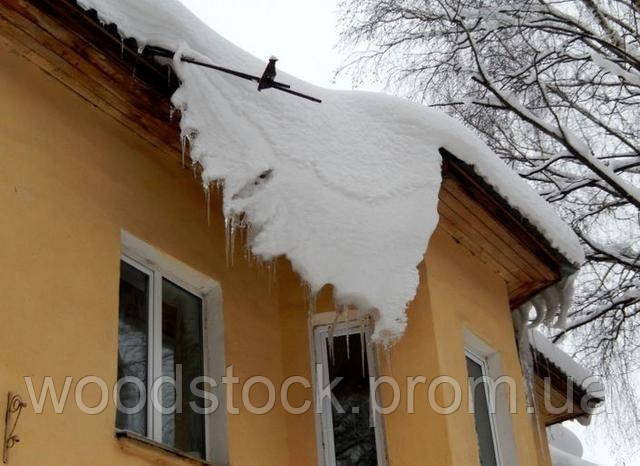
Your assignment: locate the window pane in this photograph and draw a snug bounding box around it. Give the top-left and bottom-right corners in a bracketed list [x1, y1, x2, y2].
[327, 333, 378, 466]
[116, 261, 149, 436]
[161, 278, 206, 459]
[466, 356, 498, 466]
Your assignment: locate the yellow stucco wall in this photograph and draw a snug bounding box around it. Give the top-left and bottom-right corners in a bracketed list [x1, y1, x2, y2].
[1, 44, 549, 466]
[275, 229, 550, 466]
[0, 47, 289, 466]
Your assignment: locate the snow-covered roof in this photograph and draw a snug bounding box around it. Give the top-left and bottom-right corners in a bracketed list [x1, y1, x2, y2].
[549, 445, 599, 466]
[548, 424, 584, 458]
[547, 425, 601, 466]
[77, 0, 584, 342]
[531, 331, 604, 401]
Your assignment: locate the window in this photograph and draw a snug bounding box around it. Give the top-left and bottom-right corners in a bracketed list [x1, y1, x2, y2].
[463, 330, 518, 466]
[116, 232, 227, 463]
[313, 321, 386, 466]
[117, 257, 206, 457]
[465, 350, 501, 466]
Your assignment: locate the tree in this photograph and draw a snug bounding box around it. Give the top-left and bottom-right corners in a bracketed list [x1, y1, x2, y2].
[338, 0, 640, 459]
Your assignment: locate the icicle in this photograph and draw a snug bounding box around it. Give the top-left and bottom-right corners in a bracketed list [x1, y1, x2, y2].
[360, 318, 366, 377]
[266, 260, 272, 294]
[131, 55, 138, 79]
[529, 295, 547, 328]
[327, 324, 335, 365]
[222, 214, 242, 268]
[243, 242, 251, 266]
[383, 344, 392, 372]
[556, 274, 576, 329]
[346, 331, 351, 360]
[328, 308, 347, 365]
[306, 289, 317, 316]
[224, 216, 231, 267]
[265, 259, 277, 295]
[181, 135, 187, 167]
[513, 306, 535, 405]
[271, 260, 277, 291]
[246, 223, 257, 261]
[120, 38, 124, 57]
[229, 221, 236, 266]
[525, 272, 577, 331]
[528, 331, 550, 458]
[542, 286, 561, 327]
[205, 185, 211, 226]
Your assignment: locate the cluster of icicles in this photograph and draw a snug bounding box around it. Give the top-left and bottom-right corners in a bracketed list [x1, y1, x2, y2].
[512, 273, 577, 380]
[516, 273, 577, 330]
[511, 273, 595, 425]
[178, 131, 380, 358]
[512, 273, 575, 388]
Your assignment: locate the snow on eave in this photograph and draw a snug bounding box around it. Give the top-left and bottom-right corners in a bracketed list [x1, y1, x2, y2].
[531, 330, 605, 403]
[74, 0, 584, 343]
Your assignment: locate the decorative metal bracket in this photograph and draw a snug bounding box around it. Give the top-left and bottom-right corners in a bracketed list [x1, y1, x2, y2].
[3, 393, 26, 464]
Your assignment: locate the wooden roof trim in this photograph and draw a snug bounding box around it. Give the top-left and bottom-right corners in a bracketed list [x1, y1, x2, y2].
[533, 348, 603, 426]
[441, 150, 577, 275]
[40, 0, 176, 95]
[439, 152, 575, 308]
[1, 0, 181, 159]
[534, 375, 586, 425]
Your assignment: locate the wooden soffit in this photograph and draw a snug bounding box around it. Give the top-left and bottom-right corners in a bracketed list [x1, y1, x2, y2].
[439, 152, 573, 308]
[0, 0, 180, 159]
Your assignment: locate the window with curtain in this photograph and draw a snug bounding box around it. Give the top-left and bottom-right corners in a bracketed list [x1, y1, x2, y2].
[117, 258, 206, 460]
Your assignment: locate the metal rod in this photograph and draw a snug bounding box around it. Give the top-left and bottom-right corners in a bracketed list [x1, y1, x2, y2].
[147, 46, 321, 103]
[270, 84, 323, 103]
[148, 47, 291, 88]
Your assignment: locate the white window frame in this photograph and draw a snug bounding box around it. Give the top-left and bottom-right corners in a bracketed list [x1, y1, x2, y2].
[119, 231, 228, 464]
[464, 329, 518, 466]
[310, 312, 388, 466]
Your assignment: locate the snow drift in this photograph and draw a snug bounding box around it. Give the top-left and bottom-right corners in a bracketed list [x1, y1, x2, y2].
[77, 0, 584, 343]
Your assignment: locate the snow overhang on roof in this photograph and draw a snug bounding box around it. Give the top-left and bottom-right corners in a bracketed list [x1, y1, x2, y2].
[531, 331, 605, 411]
[549, 445, 600, 466]
[75, 0, 585, 343]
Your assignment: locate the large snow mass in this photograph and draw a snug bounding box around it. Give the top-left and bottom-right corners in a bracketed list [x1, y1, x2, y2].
[78, 0, 584, 342]
[547, 425, 600, 466]
[549, 445, 599, 466]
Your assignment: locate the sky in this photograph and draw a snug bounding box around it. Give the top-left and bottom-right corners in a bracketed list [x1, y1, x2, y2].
[177, 1, 616, 463]
[178, 0, 351, 89]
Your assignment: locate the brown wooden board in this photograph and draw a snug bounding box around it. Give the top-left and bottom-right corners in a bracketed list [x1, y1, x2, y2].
[0, 0, 181, 160]
[440, 157, 566, 308]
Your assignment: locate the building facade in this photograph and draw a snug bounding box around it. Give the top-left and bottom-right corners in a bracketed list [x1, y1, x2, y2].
[0, 1, 590, 465]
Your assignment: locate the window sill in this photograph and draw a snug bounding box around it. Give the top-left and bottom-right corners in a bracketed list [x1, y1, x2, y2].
[115, 430, 217, 466]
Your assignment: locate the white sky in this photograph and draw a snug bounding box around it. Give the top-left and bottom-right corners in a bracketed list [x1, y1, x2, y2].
[178, 0, 351, 89]
[177, 1, 616, 463]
